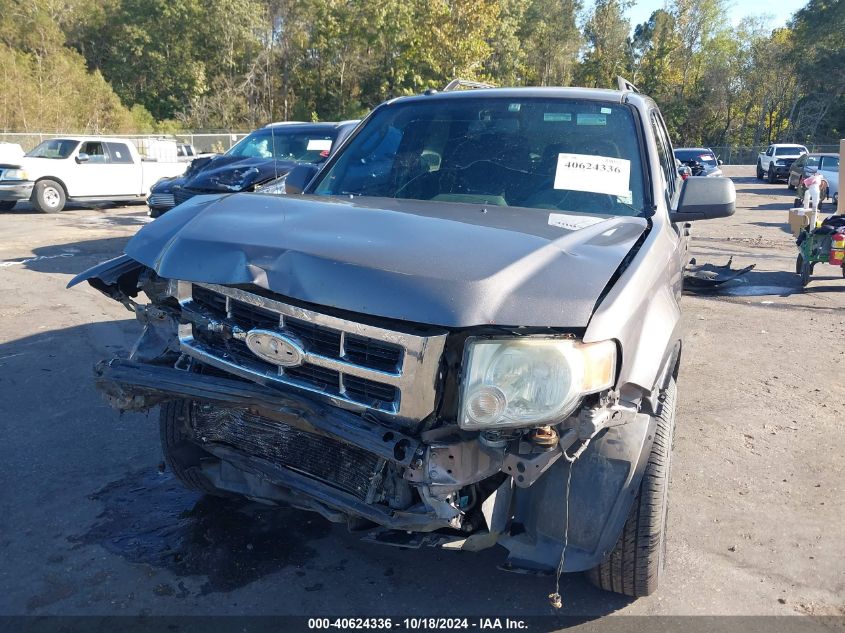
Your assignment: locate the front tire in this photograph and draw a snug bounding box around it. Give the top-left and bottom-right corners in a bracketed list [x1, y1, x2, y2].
[159, 400, 229, 496]
[32, 179, 66, 213]
[768, 166, 777, 184]
[756, 161, 764, 180]
[586, 378, 676, 597]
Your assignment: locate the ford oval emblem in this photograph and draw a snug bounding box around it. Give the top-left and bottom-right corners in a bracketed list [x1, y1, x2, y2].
[244, 329, 305, 367]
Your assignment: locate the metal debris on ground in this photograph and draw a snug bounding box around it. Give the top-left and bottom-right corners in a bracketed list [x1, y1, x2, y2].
[683, 256, 755, 293]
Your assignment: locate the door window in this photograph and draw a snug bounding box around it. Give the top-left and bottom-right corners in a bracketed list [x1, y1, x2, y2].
[105, 142, 133, 164]
[650, 112, 676, 202]
[80, 142, 107, 163]
[820, 156, 839, 171]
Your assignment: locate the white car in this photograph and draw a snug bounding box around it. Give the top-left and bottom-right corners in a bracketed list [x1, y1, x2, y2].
[0, 142, 24, 164]
[0, 137, 188, 213]
[756, 143, 808, 183]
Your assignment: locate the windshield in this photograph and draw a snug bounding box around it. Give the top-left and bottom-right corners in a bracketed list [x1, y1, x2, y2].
[775, 146, 806, 156]
[675, 149, 717, 167]
[227, 127, 337, 163]
[313, 97, 647, 216]
[26, 139, 79, 159]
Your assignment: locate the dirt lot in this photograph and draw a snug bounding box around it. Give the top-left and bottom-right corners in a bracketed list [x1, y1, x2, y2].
[0, 169, 843, 623]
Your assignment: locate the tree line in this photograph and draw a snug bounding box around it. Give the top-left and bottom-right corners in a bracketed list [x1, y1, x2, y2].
[0, 0, 842, 149]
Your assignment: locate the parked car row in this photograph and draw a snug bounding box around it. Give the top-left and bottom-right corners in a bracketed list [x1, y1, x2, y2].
[753, 142, 838, 209]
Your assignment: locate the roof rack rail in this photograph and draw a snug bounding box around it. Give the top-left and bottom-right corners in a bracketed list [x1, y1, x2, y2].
[442, 79, 495, 92]
[616, 76, 640, 93]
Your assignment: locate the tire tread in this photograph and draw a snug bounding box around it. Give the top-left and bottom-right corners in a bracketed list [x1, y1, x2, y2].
[586, 379, 676, 597]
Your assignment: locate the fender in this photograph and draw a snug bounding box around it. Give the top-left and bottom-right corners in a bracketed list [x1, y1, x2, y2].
[497, 410, 656, 572]
[66, 253, 145, 304]
[585, 214, 684, 397]
[34, 175, 69, 199]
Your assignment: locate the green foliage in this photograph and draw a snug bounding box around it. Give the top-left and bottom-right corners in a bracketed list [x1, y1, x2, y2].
[577, 0, 633, 88]
[0, 1, 138, 132]
[0, 0, 839, 148]
[518, 0, 582, 86]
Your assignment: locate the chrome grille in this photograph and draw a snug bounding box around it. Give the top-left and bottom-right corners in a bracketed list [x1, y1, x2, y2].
[173, 188, 196, 206]
[176, 283, 447, 423]
[147, 193, 175, 209]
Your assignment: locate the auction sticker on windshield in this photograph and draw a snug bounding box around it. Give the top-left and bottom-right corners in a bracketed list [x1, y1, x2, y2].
[547, 213, 606, 231]
[307, 139, 332, 151]
[553, 153, 631, 197]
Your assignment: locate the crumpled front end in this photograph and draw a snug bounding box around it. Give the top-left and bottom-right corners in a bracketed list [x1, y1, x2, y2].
[73, 255, 657, 573]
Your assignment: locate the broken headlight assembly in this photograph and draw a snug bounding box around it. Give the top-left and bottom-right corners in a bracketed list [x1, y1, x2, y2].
[254, 176, 287, 195]
[458, 338, 616, 430]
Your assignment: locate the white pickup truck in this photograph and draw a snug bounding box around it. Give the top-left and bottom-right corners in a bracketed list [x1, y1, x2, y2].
[756, 143, 808, 183]
[0, 137, 188, 213]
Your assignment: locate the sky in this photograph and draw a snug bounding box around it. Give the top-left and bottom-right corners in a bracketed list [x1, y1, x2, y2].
[626, 0, 809, 30]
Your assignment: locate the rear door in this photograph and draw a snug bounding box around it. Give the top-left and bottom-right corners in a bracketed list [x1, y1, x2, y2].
[103, 142, 141, 195]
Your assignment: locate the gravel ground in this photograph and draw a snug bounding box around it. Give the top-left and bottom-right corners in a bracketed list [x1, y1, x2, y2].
[0, 170, 842, 624]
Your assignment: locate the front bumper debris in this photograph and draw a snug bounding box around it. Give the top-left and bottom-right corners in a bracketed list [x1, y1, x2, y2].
[0, 181, 34, 201]
[95, 356, 652, 571]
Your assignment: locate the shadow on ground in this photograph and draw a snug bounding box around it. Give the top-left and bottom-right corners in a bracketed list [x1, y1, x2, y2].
[748, 220, 792, 234]
[4, 200, 148, 215]
[0, 237, 133, 275]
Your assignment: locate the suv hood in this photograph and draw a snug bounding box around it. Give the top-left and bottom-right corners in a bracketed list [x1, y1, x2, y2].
[182, 155, 300, 192]
[122, 193, 648, 328]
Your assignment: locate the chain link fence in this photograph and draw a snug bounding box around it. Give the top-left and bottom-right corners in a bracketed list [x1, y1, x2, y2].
[685, 145, 841, 165]
[1, 132, 840, 164]
[0, 132, 250, 154]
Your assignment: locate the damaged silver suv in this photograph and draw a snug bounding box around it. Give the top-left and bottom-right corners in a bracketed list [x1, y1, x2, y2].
[70, 85, 735, 597]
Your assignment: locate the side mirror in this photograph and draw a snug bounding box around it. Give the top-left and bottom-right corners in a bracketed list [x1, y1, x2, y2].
[76, 152, 90, 163]
[717, 159, 723, 165]
[284, 163, 320, 194]
[669, 176, 735, 223]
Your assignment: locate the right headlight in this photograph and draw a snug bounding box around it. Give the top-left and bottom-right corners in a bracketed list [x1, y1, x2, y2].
[1, 168, 28, 181]
[458, 337, 617, 430]
[255, 176, 287, 195]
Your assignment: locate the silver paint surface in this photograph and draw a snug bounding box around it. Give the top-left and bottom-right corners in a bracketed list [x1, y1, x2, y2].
[124, 192, 647, 328]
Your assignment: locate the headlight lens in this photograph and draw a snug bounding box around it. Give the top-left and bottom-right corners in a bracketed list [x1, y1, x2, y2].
[458, 338, 616, 430]
[255, 177, 287, 195]
[1, 168, 28, 180]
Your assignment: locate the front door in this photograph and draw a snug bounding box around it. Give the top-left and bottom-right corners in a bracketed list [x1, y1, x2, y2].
[68, 141, 109, 197]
